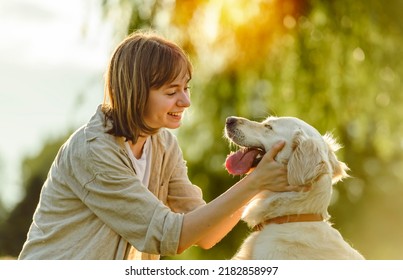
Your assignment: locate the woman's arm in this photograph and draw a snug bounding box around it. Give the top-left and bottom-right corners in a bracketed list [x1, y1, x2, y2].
[177, 141, 301, 253]
[194, 206, 244, 250]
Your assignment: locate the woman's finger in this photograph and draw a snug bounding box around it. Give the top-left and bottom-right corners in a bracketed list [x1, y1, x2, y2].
[264, 140, 285, 162]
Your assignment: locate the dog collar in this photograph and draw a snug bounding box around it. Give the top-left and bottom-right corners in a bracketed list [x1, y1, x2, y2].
[252, 213, 324, 231]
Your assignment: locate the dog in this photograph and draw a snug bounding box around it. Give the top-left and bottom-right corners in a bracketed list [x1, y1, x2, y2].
[224, 115, 364, 260]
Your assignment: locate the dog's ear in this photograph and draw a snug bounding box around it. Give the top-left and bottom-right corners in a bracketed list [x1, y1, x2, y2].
[323, 133, 349, 183]
[287, 130, 330, 186]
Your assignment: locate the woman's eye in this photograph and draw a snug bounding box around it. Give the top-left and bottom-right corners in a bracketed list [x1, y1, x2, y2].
[167, 87, 190, 96]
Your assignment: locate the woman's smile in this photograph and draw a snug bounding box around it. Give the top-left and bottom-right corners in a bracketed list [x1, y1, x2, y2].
[168, 111, 184, 119]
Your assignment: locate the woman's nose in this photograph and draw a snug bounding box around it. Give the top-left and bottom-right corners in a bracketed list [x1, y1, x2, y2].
[177, 90, 191, 107]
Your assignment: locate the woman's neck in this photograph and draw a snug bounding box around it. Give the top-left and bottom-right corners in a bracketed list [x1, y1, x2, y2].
[128, 136, 149, 159]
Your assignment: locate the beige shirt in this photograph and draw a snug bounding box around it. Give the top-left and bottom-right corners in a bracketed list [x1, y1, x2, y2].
[18, 105, 206, 260]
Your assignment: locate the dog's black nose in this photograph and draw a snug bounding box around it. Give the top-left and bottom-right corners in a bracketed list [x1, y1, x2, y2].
[226, 117, 238, 126]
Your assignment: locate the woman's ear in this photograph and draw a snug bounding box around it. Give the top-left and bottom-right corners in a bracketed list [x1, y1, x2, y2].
[287, 130, 329, 186]
[323, 133, 350, 183]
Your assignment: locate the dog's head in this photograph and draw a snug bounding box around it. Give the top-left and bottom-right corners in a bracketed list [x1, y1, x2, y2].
[224, 115, 349, 224]
[225, 115, 348, 186]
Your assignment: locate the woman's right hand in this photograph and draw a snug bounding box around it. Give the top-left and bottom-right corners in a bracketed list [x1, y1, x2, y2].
[248, 141, 306, 192]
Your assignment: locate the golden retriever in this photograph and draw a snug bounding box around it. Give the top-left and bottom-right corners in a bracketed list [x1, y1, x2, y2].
[224, 115, 364, 260]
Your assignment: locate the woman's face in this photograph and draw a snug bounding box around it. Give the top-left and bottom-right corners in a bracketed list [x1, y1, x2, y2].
[144, 71, 191, 131]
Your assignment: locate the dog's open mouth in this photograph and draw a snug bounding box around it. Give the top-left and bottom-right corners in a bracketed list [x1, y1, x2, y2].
[225, 147, 265, 175]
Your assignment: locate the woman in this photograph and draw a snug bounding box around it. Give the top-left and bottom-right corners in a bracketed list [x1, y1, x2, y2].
[18, 31, 301, 260]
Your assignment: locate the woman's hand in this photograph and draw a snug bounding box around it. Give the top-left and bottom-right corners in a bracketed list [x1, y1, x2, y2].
[178, 141, 309, 253]
[248, 141, 307, 192]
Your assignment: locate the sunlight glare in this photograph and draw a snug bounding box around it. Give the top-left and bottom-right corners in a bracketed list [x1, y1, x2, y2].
[221, 0, 261, 26]
[202, 2, 220, 42]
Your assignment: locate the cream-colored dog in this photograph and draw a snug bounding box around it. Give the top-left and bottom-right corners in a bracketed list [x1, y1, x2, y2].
[224, 115, 364, 260]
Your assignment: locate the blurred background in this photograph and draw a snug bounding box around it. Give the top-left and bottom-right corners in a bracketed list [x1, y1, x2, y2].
[1, 0, 402, 260]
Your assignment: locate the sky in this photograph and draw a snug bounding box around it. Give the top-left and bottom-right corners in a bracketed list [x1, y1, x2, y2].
[0, 0, 114, 209]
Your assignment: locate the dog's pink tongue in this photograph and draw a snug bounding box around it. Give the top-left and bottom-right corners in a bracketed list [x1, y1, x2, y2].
[225, 149, 262, 175]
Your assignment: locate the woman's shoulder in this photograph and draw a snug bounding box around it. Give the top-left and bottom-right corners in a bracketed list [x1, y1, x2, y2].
[65, 106, 125, 160]
[83, 105, 112, 141]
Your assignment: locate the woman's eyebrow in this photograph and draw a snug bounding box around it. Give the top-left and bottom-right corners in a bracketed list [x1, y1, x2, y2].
[166, 78, 191, 88]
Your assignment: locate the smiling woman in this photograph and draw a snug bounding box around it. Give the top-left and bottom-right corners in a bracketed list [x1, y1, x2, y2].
[17, 30, 300, 260]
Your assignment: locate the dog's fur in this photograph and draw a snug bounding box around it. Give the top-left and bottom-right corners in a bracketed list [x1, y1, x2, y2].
[225, 116, 364, 260]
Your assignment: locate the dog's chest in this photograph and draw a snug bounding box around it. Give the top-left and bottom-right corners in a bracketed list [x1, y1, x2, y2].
[250, 223, 360, 259]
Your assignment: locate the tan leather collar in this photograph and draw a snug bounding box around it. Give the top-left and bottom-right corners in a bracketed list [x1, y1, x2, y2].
[253, 213, 324, 231]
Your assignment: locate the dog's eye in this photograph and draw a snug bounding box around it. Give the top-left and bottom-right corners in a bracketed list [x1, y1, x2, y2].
[264, 124, 273, 129]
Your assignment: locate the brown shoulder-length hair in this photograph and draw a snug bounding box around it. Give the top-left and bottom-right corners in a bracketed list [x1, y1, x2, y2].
[102, 30, 193, 143]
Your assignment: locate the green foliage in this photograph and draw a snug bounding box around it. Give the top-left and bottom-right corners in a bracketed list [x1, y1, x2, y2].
[0, 135, 69, 257]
